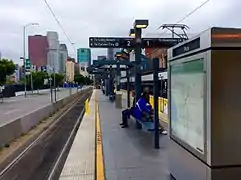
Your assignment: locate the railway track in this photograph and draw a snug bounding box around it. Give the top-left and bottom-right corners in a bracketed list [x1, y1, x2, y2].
[0, 90, 92, 180]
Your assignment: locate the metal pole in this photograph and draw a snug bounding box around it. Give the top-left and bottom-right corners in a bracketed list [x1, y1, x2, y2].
[54, 48, 58, 102]
[134, 28, 142, 100]
[160, 76, 163, 112]
[109, 66, 113, 96]
[70, 82, 72, 94]
[134, 27, 142, 129]
[68, 82, 71, 95]
[116, 60, 120, 91]
[115, 60, 122, 108]
[126, 69, 130, 108]
[50, 78, 53, 103]
[153, 58, 160, 149]
[23, 26, 27, 98]
[30, 64, 33, 94]
[54, 70, 56, 101]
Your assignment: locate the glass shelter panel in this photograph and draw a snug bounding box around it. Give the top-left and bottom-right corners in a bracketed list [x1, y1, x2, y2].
[170, 58, 205, 154]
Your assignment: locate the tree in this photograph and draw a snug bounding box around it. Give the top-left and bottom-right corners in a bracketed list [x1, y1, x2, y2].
[74, 73, 85, 85]
[50, 73, 64, 88]
[0, 58, 15, 85]
[26, 71, 48, 91]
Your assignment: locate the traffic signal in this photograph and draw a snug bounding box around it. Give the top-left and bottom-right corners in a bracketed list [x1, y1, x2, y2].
[22, 65, 25, 73]
[24, 59, 31, 69]
[24, 59, 31, 74]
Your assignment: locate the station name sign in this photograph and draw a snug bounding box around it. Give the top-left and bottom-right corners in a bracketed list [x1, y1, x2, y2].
[172, 37, 200, 57]
[89, 37, 185, 48]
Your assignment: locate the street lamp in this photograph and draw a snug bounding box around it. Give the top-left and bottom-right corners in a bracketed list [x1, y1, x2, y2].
[129, 29, 135, 37]
[131, 19, 149, 102]
[133, 19, 149, 29]
[23, 22, 39, 97]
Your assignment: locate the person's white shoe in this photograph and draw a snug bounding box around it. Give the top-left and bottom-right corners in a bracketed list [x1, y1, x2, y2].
[161, 130, 167, 135]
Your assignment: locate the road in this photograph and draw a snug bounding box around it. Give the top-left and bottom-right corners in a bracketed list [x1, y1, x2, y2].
[0, 88, 79, 126]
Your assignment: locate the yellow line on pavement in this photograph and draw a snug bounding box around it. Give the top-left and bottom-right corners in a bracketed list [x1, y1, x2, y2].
[95, 92, 105, 180]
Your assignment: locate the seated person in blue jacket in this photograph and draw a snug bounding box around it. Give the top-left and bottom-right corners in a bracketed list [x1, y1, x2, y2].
[133, 92, 167, 135]
[120, 91, 136, 128]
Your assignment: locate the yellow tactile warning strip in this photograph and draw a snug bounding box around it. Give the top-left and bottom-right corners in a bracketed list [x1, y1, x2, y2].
[95, 93, 105, 180]
[85, 98, 90, 115]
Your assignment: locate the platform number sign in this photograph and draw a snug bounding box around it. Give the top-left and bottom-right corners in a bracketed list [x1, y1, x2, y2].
[89, 37, 184, 49]
[127, 40, 131, 47]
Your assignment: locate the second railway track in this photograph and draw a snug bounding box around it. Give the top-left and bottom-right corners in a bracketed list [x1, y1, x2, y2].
[0, 90, 92, 180]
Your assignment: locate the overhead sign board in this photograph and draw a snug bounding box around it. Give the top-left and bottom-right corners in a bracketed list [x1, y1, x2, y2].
[142, 38, 184, 48]
[89, 37, 185, 49]
[89, 37, 135, 48]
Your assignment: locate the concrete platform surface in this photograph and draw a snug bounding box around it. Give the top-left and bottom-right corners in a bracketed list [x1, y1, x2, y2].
[0, 88, 78, 125]
[97, 90, 170, 180]
[60, 90, 96, 180]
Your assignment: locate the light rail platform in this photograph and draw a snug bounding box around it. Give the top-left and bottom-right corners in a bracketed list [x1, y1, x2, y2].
[97, 90, 169, 180]
[60, 89, 170, 180]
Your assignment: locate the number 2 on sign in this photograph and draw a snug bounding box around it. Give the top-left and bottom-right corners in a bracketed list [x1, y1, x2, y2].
[127, 41, 131, 46]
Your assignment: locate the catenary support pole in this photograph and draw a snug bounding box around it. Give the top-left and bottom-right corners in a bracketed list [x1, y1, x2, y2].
[153, 58, 160, 149]
[134, 27, 142, 129]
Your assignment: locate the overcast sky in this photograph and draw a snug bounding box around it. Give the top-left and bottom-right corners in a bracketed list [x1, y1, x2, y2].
[0, 0, 240, 64]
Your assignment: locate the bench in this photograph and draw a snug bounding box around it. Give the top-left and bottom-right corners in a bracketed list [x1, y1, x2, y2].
[134, 117, 155, 131]
[129, 114, 155, 131]
[123, 108, 161, 132]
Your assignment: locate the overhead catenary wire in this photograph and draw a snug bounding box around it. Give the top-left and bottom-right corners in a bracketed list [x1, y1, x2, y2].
[43, 0, 75, 52]
[157, 0, 211, 35]
[147, 0, 211, 57]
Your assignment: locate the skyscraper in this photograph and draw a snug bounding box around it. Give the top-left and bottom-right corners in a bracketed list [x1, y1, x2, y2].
[47, 31, 60, 73]
[77, 48, 91, 66]
[28, 35, 48, 68]
[59, 44, 68, 74]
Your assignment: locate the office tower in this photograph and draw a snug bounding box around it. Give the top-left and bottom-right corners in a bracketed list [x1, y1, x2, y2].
[59, 44, 68, 74]
[77, 48, 91, 66]
[28, 35, 48, 68]
[47, 31, 60, 73]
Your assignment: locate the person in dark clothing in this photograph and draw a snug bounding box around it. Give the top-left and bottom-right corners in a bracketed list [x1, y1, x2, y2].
[120, 91, 136, 128]
[133, 92, 167, 135]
